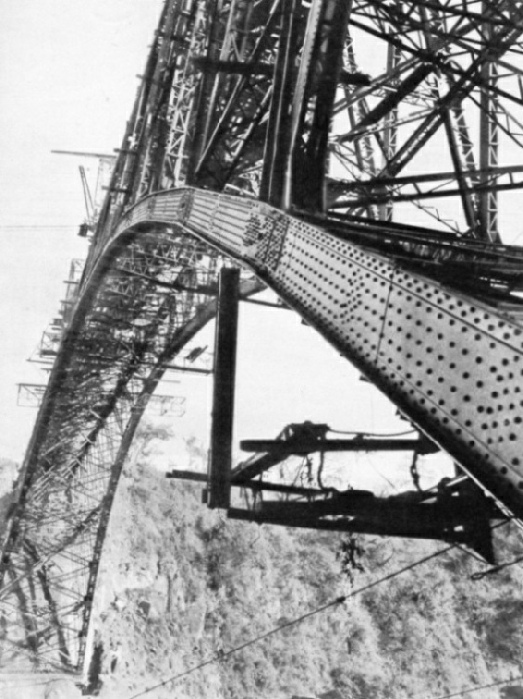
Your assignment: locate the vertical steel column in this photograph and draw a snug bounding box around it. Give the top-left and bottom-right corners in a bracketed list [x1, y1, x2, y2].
[260, 0, 300, 206]
[284, 0, 352, 212]
[380, 39, 400, 221]
[478, 0, 500, 243]
[344, 37, 379, 220]
[207, 267, 240, 509]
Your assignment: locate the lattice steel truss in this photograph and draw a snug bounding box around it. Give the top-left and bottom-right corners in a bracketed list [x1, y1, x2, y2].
[0, 225, 260, 671]
[330, 0, 523, 241]
[3, 0, 523, 679]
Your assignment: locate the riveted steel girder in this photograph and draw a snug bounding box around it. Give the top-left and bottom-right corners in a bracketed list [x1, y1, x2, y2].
[116, 187, 523, 519]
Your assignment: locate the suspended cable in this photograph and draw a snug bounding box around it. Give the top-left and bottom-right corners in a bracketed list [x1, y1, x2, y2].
[0, 225, 77, 229]
[419, 674, 523, 699]
[127, 544, 455, 698]
[471, 551, 523, 580]
[466, 519, 523, 578]
[0, 681, 52, 690]
[362, 452, 400, 492]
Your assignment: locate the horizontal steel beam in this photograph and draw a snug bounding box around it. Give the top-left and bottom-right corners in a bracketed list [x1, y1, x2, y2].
[331, 164, 523, 190]
[241, 297, 289, 309]
[193, 56, 273, 76]
[239, 438, 436, 455]
[226, 506, 495, 560]
[231, 451, 290, 483]
[330, 179, 523, 209]
[166, 469, 325, 496]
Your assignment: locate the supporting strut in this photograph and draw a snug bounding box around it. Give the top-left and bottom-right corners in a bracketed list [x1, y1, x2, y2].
[206, 268, 240, 509]
[240, 437, 437, 455]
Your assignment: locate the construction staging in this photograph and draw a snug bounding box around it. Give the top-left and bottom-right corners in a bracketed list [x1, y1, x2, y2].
[2, 0, 523, 684]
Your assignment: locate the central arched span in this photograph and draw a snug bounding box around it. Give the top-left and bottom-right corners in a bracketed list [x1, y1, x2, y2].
[0, 211, 261, 674]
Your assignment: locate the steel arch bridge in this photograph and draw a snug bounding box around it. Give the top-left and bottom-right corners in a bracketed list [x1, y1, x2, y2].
[3, 0, 523, 680]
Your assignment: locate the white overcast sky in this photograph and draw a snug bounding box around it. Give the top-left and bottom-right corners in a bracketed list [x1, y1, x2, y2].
[0, 1, 164, 460]
[0, 1, 449, 491]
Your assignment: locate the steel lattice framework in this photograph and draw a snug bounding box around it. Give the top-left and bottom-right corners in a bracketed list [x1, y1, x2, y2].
[2, 0, 523, 679]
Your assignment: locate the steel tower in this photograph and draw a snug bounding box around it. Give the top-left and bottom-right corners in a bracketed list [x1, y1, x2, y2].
[2, 0, 523, 679]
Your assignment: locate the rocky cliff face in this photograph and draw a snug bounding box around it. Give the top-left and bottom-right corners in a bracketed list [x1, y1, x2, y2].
[87, 431, 523, 699]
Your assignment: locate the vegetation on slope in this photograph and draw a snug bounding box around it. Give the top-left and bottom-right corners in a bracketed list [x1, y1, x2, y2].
[86, 426, 523, 699]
